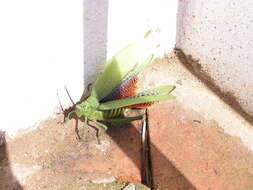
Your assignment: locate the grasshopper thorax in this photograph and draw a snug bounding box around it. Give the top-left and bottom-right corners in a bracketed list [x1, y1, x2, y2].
[75, 96, 100, 119]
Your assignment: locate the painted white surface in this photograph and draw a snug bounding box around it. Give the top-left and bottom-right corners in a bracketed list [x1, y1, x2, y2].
[0, 0, 84, 136]
[83, 0, 108, 87]
[176, 0, 253, 116]
[0, 0, 178, 136]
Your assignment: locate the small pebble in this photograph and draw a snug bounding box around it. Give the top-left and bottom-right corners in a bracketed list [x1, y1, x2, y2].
[123, 183, 136, 190]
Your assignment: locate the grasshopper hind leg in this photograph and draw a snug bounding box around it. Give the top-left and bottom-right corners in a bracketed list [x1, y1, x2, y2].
[94, 121, 108, 144]
[106, 115, 143, 125]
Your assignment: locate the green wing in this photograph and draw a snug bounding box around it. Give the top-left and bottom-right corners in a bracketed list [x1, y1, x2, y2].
[100, 54, 153, 103]
[98, 85, 175, 110]
[98, 94, 175, 110]
[91, 43, 153, 101]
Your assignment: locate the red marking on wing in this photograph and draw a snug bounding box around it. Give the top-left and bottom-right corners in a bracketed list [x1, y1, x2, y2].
[125, 102, 154, 109]
[111, 76, 154, 108]
[101, 74, 154, 109]
[102, 76, 138, 102]
[115, 76, 138, 99]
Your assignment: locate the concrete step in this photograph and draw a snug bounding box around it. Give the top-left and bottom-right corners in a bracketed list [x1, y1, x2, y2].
[1, 51, 253, 190]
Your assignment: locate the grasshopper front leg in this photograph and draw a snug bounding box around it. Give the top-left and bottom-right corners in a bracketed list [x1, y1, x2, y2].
[75, 119, 81, 140]
[81, 117, 88, 140]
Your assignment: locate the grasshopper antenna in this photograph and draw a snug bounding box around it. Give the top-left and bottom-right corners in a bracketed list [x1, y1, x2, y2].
[64, 86, 75, 105]
[57, 90, 64, 112]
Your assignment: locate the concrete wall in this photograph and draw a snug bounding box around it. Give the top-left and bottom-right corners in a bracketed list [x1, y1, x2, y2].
[176, 0, 253, 119]
[0, 0, 178, 136]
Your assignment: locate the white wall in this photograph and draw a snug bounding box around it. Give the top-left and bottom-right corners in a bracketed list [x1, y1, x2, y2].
[0, 0, 84, 136]
[176, 0, 253, 117]
[0, 0, 178, 136]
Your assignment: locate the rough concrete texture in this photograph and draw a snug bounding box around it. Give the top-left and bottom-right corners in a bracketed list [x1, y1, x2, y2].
[176, 0, 253, 119]
[140, 52, 253, 152]
[1, 52, 253, 190]
[140, 53, 253, 189]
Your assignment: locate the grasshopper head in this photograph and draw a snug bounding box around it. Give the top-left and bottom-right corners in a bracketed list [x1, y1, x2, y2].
[75, 96, 99, 118]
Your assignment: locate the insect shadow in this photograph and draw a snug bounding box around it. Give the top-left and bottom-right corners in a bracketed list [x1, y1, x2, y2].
[105, 119, 196, 190]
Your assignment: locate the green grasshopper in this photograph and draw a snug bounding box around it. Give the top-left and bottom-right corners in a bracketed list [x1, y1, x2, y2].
[61, 43, 175, 142]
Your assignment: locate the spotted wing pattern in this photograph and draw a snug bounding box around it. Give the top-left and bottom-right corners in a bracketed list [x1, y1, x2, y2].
[100, 73, 138, 102]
